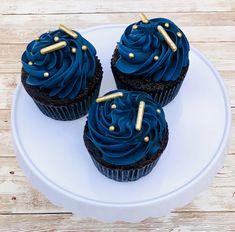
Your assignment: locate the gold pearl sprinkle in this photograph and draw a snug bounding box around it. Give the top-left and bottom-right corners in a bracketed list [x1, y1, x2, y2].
[82, 45, 87, 51]
[54, 36, 60, 42]
[132, 24, 138, 30]
[154, 56, 159, 61]
[44, 72, 49, 77]
[71, 47, 76, 53]
[35, 36, 40, 41]
[164, 23, 170, 28]
[129, 53, 135, 59]
[111, 104, 117, 109]
[156, 109, 161, 114]
[177, 32, 182, 38]
[109, 126, 115, 131]
[144, 136, 149, 142]
[28, 61, 33, 65]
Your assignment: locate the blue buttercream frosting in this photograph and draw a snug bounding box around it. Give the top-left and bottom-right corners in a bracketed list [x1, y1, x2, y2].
[116, 18, 190, 81]
[86, 90, 168, 166]
[21, 29, 97, 99]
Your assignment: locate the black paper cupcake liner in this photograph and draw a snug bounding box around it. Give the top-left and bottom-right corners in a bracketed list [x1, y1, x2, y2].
[114, 73, 184, 107]
[90, 155, 160, 182]
[33, 81, 101, 121]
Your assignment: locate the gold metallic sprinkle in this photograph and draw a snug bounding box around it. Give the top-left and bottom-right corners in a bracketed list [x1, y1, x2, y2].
[139, 13, 149, 24]
[44, 72, 49, 77]
[111, 104, 117, 109]
[132, 24, 138, 30]
[156, 109, 161, 114]
[54, 36, 60, 42]
[157, 25, 177, 52]
[135, 101, 145, 131]
[82, 45, 87, 51]
[58, 24, 78, 39]
[109, 126, 115, 131]
[71, 47, 76, 53]
[144, 136, 149, 142]
[96, 92, 124, 103]
[40, 41, 67, 55]
[35, 36, 40, 41]
[28, 61, 33, 65]
[177, 32, 182, 37]
[129, 53, 135, 59]
[164, 23, 170, 28]
[154, 56, 159, 61]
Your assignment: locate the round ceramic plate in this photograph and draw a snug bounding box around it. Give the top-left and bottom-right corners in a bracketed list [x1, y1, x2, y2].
[12, 25, 231, 222]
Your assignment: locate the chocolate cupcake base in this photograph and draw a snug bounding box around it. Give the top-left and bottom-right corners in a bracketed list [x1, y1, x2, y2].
[22, 57, 103, 121]
[111, 48, 189, 107]
[83, 123, 169, 182]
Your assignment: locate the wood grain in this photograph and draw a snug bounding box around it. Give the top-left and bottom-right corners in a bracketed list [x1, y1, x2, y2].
[0, 13, 235, 43]
[2, 0, 235, 14]
[0, 0, 235, 230]
[0, 213, 235, 232]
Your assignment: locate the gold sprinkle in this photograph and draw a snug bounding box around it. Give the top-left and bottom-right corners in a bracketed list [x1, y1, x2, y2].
[71, 47, 76, 53]
[44, 72, 49, 77]
[58, 24, 78, 39]
[157, 25, 177, 52]
[156, 109, 161, 114]
[139, 13, 149, 24]
[54, 36, 60, 42]
[164, 23, 170, 28]
[109, 126, 115, 131]
[40, 41, 67, 55]
[135, 101, 145, 131]
[111, 104, 117, 109]
[177, 32, 182, 38]
[82, 45, 87, 51]
[132, 24, 138, 30]
[28, 61, 33, 65]
[35, 36, 40, 41]
[144, 136, 149, 142]
[154, 56, 159, 61]
[96, 92, 124, 103]
[129, 53, 135, 59]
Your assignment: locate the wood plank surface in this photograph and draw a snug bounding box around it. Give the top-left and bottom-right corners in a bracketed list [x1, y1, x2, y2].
[2, 0, 235, 14]
[0, 0, 235, 231]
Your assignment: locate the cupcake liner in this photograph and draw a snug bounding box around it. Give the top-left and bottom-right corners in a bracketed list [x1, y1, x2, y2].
[90, 155, 160, 182]
[33, 81, 101, 121]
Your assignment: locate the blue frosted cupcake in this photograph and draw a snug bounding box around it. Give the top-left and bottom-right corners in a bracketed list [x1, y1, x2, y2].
[83, 90, 168, 182]
[111, 14, 190, 106]
[21, 24, 103, 120]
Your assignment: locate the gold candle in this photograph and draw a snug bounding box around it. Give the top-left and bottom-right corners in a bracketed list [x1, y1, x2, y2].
[96, 92, 124, 103]
[157, 25, 177, 52]
[135, 101, 145, 131]
[58, 24, 78, 39]
[40, 41, 67, 55]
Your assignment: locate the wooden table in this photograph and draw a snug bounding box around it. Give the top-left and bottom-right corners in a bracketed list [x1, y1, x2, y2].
[0, 1, 235, 231]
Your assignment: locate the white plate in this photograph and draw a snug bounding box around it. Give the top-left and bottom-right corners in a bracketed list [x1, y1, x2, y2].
[12, 25, 231, 222]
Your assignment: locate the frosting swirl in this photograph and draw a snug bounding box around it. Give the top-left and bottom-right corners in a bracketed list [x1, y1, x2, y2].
[21, 29, 97, 99]
[116, 18, 190, 81]
[86, 90, 168, 166]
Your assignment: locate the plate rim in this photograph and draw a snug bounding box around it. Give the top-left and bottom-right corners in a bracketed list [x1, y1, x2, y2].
[11, 24, 231, 208]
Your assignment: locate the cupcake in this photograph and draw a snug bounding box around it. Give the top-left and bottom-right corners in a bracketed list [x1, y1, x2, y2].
[83, 89, 168, 182]
[21, 24, 103, 120]
[111, 14, 190, 107]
